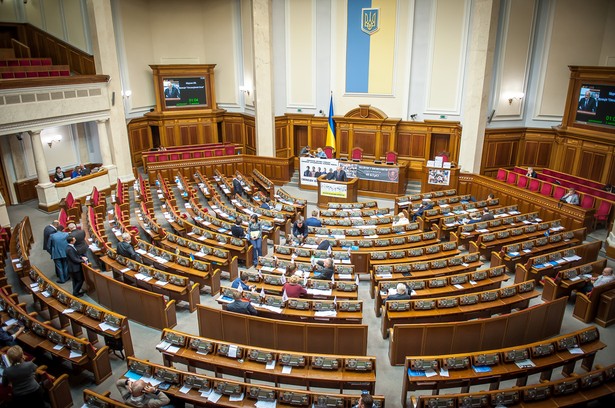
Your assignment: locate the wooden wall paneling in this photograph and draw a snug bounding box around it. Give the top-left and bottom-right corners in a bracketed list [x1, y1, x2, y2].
[179, 124, 198, 145]
[275, 121, 289, 158]
[430, 134, 450, 159]
[409, 134, 427, 158]
[395, 132, 411, 157]
[276, 322, 305, 351]
[294, 126, 308, 156]
[353, 131, 377, 158]
[245, 124, 256, 155]
[311, 126, 327, 151]
[451, 321, 484, 353]
[338, 129, 349, 156]
[422, 326, 455, 355]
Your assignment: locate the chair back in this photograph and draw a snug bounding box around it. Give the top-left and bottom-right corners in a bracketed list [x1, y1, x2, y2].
[385, 151, 398, 164]
[351, 147, 363, 161]
[323, 146, 334, 159]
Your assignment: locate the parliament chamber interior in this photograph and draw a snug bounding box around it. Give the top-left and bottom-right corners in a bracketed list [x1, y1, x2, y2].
[1, 0, 615, 407]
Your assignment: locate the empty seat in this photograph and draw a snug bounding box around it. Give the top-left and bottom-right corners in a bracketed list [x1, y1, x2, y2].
[593, 200, 612, 230]
[580, 194, 595, 209]
[539, 183, 552, 196]
[506, 172, 517, 184]
[496, 169, 507, 181]
[516, 175, 529, 189]
[553, 186, 567, 200]
[528, 179, 540, 192]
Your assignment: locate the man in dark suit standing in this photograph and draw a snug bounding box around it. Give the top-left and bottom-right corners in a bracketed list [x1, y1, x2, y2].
[226, 291, 257, 315]
[67, 223, 88, 256]
[329, 165, 347, 182]
[232, 175, 245, 197]
[66, 236, 87, 297]
[43, 220, 60, 255]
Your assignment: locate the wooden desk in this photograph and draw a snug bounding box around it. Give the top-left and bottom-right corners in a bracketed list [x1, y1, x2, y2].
[197, 305, 368, 356]
[380, 281, 540, 339]
[122, 357, 386, 407]
[158, 328, 377, 394]
[24, 266, 134, 358]
[83, 263, 177, 330]
[374, 265, 509, 317]
[215, 290, 363, 324]
[388, 297, 568, 365]
[401, 326, 605, 407]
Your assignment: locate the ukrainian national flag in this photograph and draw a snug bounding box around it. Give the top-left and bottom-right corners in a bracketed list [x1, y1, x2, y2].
[345, 0, 397, 94]
[326, 95, 335, 148]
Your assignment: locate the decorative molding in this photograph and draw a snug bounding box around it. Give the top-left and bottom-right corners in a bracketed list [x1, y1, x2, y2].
[285, 0, 317, 109]
[423, 0, 470, 116]
[492, 0, 537, 122]
[0, 111, 110, 136]
[531, 0, 558, 122]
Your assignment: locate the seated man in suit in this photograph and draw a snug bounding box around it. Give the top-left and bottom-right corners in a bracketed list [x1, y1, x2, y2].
[526, 167, 538, 178]
[226, 290, 258, 315]
[316, 237, 331, 251]
[480, 207, 495, 221]
[560, 188, 580, 206]
[117, 232, 142, 263]
[579, 267, 614, 294]
[411, 199, 434, 222]
[314, 258, 335, 280]
[299, 145, 311, 156]
[328, 165, 347, 182]
[305, 210, 322, 227]
[260, 197, 272, 210]
[384, 283, 411, 303]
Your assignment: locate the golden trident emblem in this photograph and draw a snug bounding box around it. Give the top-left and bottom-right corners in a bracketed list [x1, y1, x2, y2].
[361, 8, 379, 35]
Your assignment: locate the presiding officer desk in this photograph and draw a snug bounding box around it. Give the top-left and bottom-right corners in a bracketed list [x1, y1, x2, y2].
[157, 328, 377, 394]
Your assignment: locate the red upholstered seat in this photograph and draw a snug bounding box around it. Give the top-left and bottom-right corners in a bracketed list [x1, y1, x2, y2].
[553, 186, 566, 200]
[170, 153, 180, 161]
[323, 146, 335, 159]
[580, 194, 595, 209]
[182, 152, 191, 159]
[384, 151, 398, 164]
[529, 179, 540, 192]
[351, 147, 363, 161]
[147, 155, 156, 162]
[539, 183, 552, 196]
[204, 150, 212, 157]
[593, 201, 612, 230]
[516, 175, 529, 189]
[506, 172, 517, 184]
[225, 146, 235, 155]
[193, 151, 204, 158]
[214, 149, 224, 156]
[496, 169, 507, 181]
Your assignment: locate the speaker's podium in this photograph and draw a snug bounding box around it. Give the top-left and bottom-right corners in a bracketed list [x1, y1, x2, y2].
[317, 175, 358, 208]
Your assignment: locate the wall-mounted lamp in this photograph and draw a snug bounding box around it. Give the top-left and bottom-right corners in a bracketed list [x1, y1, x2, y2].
[239, 85, 251, 96]
[121, 90, 132, 99]
[43, 134, 62, 148]
[507, 92, 525, 105]
[410, 114, 418, 121]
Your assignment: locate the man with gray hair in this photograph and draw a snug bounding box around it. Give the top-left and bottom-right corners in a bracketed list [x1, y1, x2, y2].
[116, 378, 171, 407]
[117, 232, 142, 263]
[67, 222, 88, 255]
[384, 283, 412, 303]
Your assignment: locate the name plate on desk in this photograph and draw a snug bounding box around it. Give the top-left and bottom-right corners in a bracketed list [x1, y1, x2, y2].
[320, 182, 348, 198]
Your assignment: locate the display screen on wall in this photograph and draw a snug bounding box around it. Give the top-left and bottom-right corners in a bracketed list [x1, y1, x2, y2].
[574, 84, 615, 128]
[162, 77, 208, 108]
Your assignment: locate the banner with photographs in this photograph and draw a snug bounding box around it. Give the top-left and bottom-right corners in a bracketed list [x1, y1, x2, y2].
[427, 169, 451, 185]
[300, 157, 338, 186]
[320, 182, 348, 198]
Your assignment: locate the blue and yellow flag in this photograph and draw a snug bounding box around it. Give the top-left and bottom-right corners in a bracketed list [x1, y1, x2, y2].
[326, 95, 335, 148]
[345, 0, 396, 94]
